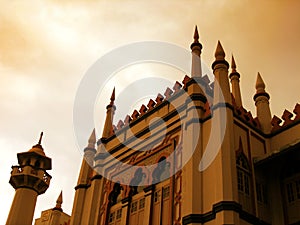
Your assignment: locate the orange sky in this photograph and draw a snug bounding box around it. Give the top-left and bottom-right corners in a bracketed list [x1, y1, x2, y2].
[1, 0, 300, 223]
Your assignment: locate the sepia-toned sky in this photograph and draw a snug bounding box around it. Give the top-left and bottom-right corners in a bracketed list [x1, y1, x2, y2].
[1, 0, 300, 223]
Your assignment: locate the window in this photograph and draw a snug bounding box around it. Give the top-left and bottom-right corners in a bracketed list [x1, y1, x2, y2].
[130, 201, 138, 213]
[116, 209, 122, 220]
[163, 186, 170, 199]
[152, 157, 170, 183]
[236, 154, 251, 196]
[236, 152, 252, 212]
[154, 190, 160, 203]
[130, 168, 146, 196]
[109, 212, 115, 223]
[139, 198, 145, 209]
[256, 182, 267, 204]
[237, 170, 244, 192]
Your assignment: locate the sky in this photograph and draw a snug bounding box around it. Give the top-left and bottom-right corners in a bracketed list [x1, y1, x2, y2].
[1, 0, 300, 223]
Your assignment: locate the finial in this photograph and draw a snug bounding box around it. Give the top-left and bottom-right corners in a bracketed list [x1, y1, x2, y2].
[190, 26, 202, 50]
[110, 87, 115, 105]
[255, 72, 266, 92]
[54, 191, 63, 211]
[231, 54, 237, 73]
[38, 132, 43, 145]
[193, 25, 199, 43]
[214, 40, 225, 60]
[87, 128, 96, 148]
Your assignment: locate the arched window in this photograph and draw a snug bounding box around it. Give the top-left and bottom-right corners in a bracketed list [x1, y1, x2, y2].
[236, 153, 252, 212]
[107, 183, 123, 225]
[109, 183, 122, 206]
[152, 157, 170, 184]
[35, 160, 40, 168]
[130, 168, 146, 196]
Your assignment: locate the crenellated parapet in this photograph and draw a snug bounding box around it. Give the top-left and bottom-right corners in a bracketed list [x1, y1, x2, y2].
[111, 75, 214, 134]
[271, 103, 300, 133]
[232, 94, 261, 130]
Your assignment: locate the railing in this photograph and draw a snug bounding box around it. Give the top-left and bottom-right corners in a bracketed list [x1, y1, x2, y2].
[11, 165, 52, 185]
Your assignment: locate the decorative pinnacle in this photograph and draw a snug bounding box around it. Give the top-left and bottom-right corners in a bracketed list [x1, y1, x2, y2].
[214, 40, 225, 60]
[54, 191, 63, 211]
[38, 132, 43, 145]
[255, 72, 266, 92]
[87, 128, 96, 149]
[193, 25, 199, 43]
[32, 131, 44, 149]
[110, 87, 115, 105]
[190, 25, 202, 50]
[231, 54, 237, 73]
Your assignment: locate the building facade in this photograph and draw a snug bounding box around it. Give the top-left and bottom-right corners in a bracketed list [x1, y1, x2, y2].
[6, 27, 300, 225]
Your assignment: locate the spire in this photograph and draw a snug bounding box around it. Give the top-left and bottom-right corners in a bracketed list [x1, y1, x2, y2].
[32, 132, 44, 150]
[102, 88, 116, 139]
[193, 25, 199, 43]
[110, 87, 115, 106]
[253, 72, 271, 133]
[229, 54, 242, 107]
[214, 40, 226, 61]
[53, 191, 63, 211]
[255, 72, 266, 93]
[231, 55, 237, 73]
[87, 128, 96, 149]
[190, 26, 202, 77]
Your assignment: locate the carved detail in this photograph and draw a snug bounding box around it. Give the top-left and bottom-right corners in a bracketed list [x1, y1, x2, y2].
[182, 75, 191, 89]
[131, 110, 139, 120]
[155, 93, 164, 104]
[164, 87, 173, 99]
[147, 99, 156, 109]
[139, 104, 147, 115]
[173, 81, 182, 93]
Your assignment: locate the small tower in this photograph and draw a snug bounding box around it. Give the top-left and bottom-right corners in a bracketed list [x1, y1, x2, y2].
[190, 25, 203, 77]
[34, 191, 70, 225]
[6, 132, 52, 225]
[254, 72, 272, 133]
[212, 41, 231, 104]
[229, 55, 243, 107]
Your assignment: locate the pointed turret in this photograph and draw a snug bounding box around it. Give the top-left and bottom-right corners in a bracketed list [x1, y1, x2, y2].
[84, 128, 97, 166]
[102, 87, 116, 139]
[211, 41, 231, 104]
[71, 129, 97, 225]
[53, 191, 63, 212]
[229, 55, 242, 107]
[253, 72, 272, 133]
[190, 26, 202, 77]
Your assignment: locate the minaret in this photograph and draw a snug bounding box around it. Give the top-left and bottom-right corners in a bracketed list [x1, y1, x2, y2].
[94, 87, 116, 163]
[6, 132, 52, 225]
[229, 55, 243, 107]
[254, 72, 272, 133]
[70, 129, 97, 225]
[190, 25, 203, 77]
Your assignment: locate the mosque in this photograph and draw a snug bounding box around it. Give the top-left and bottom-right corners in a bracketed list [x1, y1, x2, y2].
[5, 27, 300, 225]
